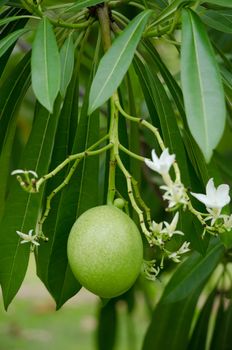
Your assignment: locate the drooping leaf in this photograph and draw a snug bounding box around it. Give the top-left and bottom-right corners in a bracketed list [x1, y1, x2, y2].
[0, 52, 31, 220]
[36, 65, 81, 305]
[36, 57, 100, 308]
[88, 10, 151, 114]
[0, 52, 31, 153]
[97, 299, 117, 350]
[205, 0, 232, 7]
[31, 17, 60, 112]
[210, 298, 232, 350]
[0, 15, 35, 27]
[181, 9, 226, 162]
[60, 33, 75, 98]
[0, 101, 61, 310]
[142, 285, 203, 350]
[0, 8, 29, 78]
[188, 288, 217, 349]
[161, 238, 224, 303]
[64, 0, 110, 13]
[0, 28, 28, 58]
[201, 9, 232, 33]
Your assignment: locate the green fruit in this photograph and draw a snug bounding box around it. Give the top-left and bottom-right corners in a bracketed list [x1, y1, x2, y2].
[67, 205, 143, 298]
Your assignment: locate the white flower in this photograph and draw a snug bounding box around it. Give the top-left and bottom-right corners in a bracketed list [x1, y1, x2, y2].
[161, 212, 184, 238]
[168, 241, 190, 263]
[11, 169, 38, 178]
[145, 148, 175, 176]
[16, 229, 40, 246]
[191, 178, 230, 209]
[151, 220, 163, 233]
[161, 181, 188, 209]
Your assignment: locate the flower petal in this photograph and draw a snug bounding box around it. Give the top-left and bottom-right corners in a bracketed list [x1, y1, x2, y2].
[151, 149, 159, 165]
[205, 178, 216, 198]
[11, 169, 25, 176]
[216, 184, 230, 206]
[144, 158, 158, 172]
[28, 170, 38, 178]
[190, 192, 212, 207]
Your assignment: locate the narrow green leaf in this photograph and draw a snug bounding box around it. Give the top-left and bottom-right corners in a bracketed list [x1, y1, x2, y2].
[0, 101, 61, 310]
[0, 52, 30, 159]
[188, 288, 216, 349]
[37, 72, 100, 308]
[0, 15, 36, 27]
[88, 10, 151, 114]
[161, 238, 224, 303]
[201, 9, 232, 33]
[210, 299, 232, 350]
[31, 17, 61, 113]
[36, 69, 81, 306]
[181, 9, 226, 162]
[64, 0, 110, 13]
[142, 285, 203, 350]
[206, 0, 232, 7]
[149, 0, 194, 27]
[0, 8, 29, 78]
[97, 300, 117, 350]
[0, 28, 28, 58]
[60, 33, 75, 98]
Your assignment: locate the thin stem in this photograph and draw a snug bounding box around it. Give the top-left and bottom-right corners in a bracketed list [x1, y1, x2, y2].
[132, 178, 151, 226]
[97, 3, 112, 51]
[38, 158, 81, 228]
[107, 97, 119, 204]
[38, 143, 113, 231]
[116, 154, 151, 240]
[119, 144, 145, 162]
[36, 135, 109, 190]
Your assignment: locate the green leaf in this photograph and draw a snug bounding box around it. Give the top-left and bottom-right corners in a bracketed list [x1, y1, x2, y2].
[0, 8, 29, 78]
[88, 10, 151, 114]
[142, 285, 203, 350]
[181, 9, 226, 162]
[0, 28, 28, 58]
[37, 69, 100, 308]
[0, 53, 31, 220]
[97, 299, 117, 350]
[205, 0, 232, 7]
[210, 298, 232, 350]
[188, 288, 216, 349]
[60, 33, 75, 98]
[36, 69, 81, 307]
[0, 15, 35, 27]
[64, 0, 110, 13]
[161, 238, 224, 303]
[0, 101, 61, 310]
[149, 0, 194, 27]
[0, 52, 30, 157]
[201, 9, 232, 33]
[31, 17, 61, 113]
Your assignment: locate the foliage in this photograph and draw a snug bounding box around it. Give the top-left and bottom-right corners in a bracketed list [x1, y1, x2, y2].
[0, 0, 232, 349]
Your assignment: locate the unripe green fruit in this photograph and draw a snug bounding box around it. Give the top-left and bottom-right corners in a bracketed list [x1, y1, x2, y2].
[67, 205, 143, 298]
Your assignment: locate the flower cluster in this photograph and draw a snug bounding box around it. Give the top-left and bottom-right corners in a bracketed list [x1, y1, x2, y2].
[144, 148, 232, 280]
